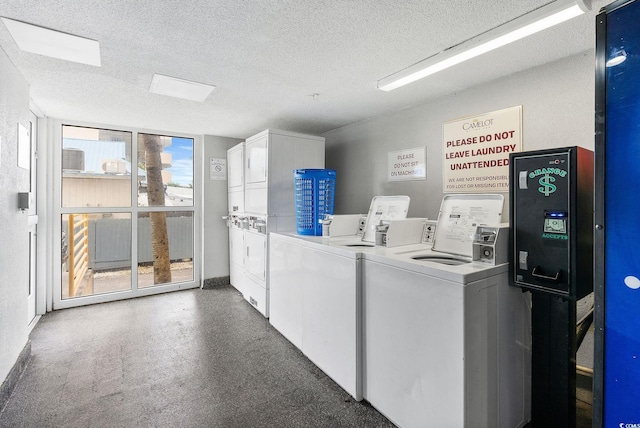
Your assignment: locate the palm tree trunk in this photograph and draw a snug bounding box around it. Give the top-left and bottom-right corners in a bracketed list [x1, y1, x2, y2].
[144, 134, 172, 284]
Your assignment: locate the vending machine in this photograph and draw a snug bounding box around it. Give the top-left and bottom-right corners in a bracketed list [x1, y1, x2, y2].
[594, 1, 640, 426]
[510, 146, 593, 427]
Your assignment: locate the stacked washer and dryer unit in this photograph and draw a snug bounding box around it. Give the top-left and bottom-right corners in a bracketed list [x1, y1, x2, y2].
[226, 129, 325, 317]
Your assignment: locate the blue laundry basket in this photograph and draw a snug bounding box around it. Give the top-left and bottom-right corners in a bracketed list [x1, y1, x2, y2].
[294, 169, 336, 235]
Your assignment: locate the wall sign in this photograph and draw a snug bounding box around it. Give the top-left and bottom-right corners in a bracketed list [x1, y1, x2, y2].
[443, 105, 522, 192]
[388, 147, 426, 181]
[209, 157, 226, 180]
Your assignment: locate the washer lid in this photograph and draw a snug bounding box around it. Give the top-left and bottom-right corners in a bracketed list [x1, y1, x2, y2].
[432, 194, 504, 258]
[361, 195, 411, 242]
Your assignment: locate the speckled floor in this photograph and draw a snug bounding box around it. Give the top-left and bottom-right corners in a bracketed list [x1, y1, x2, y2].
[0, 285, 593, 428]
[0, 286, 393, 428]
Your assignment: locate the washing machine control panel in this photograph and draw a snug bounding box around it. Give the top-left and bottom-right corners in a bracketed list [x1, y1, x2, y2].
[472, 225, 508, 265]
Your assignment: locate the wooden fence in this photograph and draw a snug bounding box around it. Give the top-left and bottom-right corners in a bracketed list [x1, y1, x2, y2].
[68, 213, 89, 297]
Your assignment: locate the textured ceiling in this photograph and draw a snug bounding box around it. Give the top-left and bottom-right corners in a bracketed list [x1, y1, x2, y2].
[0, 0, 607, 139]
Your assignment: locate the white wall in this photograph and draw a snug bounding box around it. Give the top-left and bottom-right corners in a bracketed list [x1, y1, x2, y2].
[202, 135, 242, 281]
[0, 46, 595, 381]
[323, 51, 595, 220]
[0, 48, 31, 382]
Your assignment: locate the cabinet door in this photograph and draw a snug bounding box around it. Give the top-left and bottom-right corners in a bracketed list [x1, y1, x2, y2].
[245, 231, 266, 282]
[227, 144, 244, 190]
[245, 135, 268, 185]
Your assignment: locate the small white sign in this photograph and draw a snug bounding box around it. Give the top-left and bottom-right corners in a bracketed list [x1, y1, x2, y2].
[388, 147, 426, 181]
[209, 157, 226, 180]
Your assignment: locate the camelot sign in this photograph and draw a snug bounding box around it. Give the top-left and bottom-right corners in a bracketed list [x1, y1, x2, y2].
[442, 106, 523, 193]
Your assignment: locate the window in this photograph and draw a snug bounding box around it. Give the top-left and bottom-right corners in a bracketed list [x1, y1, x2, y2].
[57, 125, 198, 306]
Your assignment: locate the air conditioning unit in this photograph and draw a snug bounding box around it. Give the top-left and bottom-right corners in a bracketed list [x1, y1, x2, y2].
[62, 148, 85, 171]
[102, 159, 127, 174]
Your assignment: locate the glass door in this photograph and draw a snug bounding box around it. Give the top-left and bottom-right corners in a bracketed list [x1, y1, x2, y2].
[136, 133, 194, 288]
[54, 123, 200, 309]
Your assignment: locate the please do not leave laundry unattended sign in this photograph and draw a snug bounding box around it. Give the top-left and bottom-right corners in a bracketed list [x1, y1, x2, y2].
[442, 105, 522, 193]
[388, 147, 426, 181]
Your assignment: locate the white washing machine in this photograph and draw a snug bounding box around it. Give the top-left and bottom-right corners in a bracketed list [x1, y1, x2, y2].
[361, 194, 531, 428]
[269, 196, 411, 401]
[270, 233, 365, 400]
[269, 232, 389, 401]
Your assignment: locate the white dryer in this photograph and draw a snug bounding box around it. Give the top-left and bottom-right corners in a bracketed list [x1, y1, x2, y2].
[362, 194, 531, 428]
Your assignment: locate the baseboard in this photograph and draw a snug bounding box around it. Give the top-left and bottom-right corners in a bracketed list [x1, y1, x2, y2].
[0, 340, 31, 412]
[202, 276, 230, 289]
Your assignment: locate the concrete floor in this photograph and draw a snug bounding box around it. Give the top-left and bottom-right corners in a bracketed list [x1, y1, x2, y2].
[0, 286, 393, 428]
[0, 285, 593, 428]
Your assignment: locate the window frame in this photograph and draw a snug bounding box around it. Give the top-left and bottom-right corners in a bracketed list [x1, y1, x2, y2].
[51, 119, 201, 310]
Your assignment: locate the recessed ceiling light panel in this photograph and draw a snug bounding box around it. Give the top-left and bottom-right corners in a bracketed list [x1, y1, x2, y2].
[149, 74, 215, 102]
[1, 17, 101, 66]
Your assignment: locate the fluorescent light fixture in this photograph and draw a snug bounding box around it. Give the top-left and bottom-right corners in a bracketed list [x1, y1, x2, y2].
[377, 0, 590, 91]
[1, 17, 101, 66]
[149, 73, 215, 102]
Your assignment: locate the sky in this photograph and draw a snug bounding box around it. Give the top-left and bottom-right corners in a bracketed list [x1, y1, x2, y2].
[164, 137, 193, 186]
